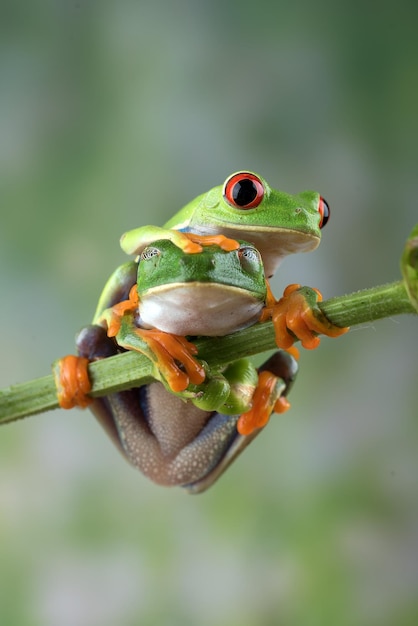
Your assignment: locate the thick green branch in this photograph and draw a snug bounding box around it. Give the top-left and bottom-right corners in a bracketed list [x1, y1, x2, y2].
[0, 278, 416, 425]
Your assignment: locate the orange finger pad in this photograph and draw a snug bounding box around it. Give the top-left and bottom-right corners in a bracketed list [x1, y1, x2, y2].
[55, 355, 92, 409]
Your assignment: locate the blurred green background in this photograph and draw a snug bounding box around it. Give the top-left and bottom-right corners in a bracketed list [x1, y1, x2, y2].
[1, 1, 418, 625]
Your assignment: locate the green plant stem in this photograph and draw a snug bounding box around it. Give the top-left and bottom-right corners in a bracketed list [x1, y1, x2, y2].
[0, 279, 415, 425]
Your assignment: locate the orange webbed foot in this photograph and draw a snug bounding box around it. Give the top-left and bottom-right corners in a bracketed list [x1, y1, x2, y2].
[268, 284, 349, 350]
[237, 370, 288, 436]
[183, 233, 240, 253]
[123, 327, 206, 393]
[103, 285, 139, 338]
[54, 355, 92, 409]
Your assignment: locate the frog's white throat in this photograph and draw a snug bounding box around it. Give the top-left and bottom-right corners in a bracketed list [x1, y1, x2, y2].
[190, 224, 319, 278]
[139, 283, 264, 336]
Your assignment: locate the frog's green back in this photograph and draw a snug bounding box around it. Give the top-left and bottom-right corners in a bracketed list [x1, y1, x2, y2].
[164, 191, 208, 230]
[130, 172, 327, 278]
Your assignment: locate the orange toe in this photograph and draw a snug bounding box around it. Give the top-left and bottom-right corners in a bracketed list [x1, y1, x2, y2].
[272, 284, 349, 350]
[237, 370, 284, 436]
[54, 355, 92, 410]
[184, 233, 240, 252]
[133, 329, 206, 393]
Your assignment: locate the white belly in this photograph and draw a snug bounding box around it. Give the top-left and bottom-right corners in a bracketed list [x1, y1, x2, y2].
[139, 283, 264, 336]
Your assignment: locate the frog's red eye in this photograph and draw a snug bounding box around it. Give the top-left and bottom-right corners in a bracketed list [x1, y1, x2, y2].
[223, 172, 265, 209]
[318, 196, 330, 228]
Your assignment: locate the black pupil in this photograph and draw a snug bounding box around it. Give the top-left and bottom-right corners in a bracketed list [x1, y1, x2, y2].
[232, 179, 258, 206]
[322, 199, 330, 221]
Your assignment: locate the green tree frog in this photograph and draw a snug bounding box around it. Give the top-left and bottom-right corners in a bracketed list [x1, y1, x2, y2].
[54, 172, 348, 492]
[55, 240, 298, 492]
[120, 170, 330, 278]
[91, 171, 345, 355]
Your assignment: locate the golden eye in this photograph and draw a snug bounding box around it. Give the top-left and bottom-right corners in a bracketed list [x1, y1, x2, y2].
[140, 246, 160, 261]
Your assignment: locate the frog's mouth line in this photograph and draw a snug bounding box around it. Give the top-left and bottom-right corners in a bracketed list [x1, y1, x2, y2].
[140, 282, 266, 299]
[192, 219, 321, 243]
[183, 223, 320, 280]
[199, 224, 321, 254]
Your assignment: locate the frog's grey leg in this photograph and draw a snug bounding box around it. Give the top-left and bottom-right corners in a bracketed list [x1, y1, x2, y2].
[184, 350, 298, 494]
[105, 383, 240, 487]
[77, 326, 298, 492]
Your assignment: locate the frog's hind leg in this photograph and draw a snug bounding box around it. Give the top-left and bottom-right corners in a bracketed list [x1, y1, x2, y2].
[185, 350, 298, 494]
[76, 325, 237, 488]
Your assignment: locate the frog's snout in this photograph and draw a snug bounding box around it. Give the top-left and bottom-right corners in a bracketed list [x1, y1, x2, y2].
[180, 255, 216, 270]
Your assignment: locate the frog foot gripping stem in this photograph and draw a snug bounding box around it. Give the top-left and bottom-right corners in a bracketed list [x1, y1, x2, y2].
[237, 370, 290, 436]
[54, 355, 92, 410]
[99, 284, 139, 338]
[84, 283, 205, 392]
[100, 279, 205, 391]
[263, 283, 349, 351]
[99, 282, 206, 394]
[53, 326, 206, 410]
[116, 323, 206, 393]
[235, 350, 298, 437]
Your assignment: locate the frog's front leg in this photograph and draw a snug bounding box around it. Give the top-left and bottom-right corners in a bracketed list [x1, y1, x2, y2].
[120, 225, 239, 256]
[113, 314, 206, 393]
[264, 283, 349, 350]
[94, 283, 207, 395]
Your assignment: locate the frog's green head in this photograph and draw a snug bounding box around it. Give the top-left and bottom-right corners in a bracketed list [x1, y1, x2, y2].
[168, 171, 330, 277]
[137, 238, 266, 300]
[190, 171, 328, 240]
[136, 239, 267, 336]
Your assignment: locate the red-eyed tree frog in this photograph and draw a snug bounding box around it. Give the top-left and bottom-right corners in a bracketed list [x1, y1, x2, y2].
[120, 171, 330, 278]
[119, 170, 344, 350]
[55, 240, 299, 492]
[91, 171, 344, 354]
[54, 173, 348, 492]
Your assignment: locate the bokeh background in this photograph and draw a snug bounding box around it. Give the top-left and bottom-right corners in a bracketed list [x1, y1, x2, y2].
[1, 1, 418, 625]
